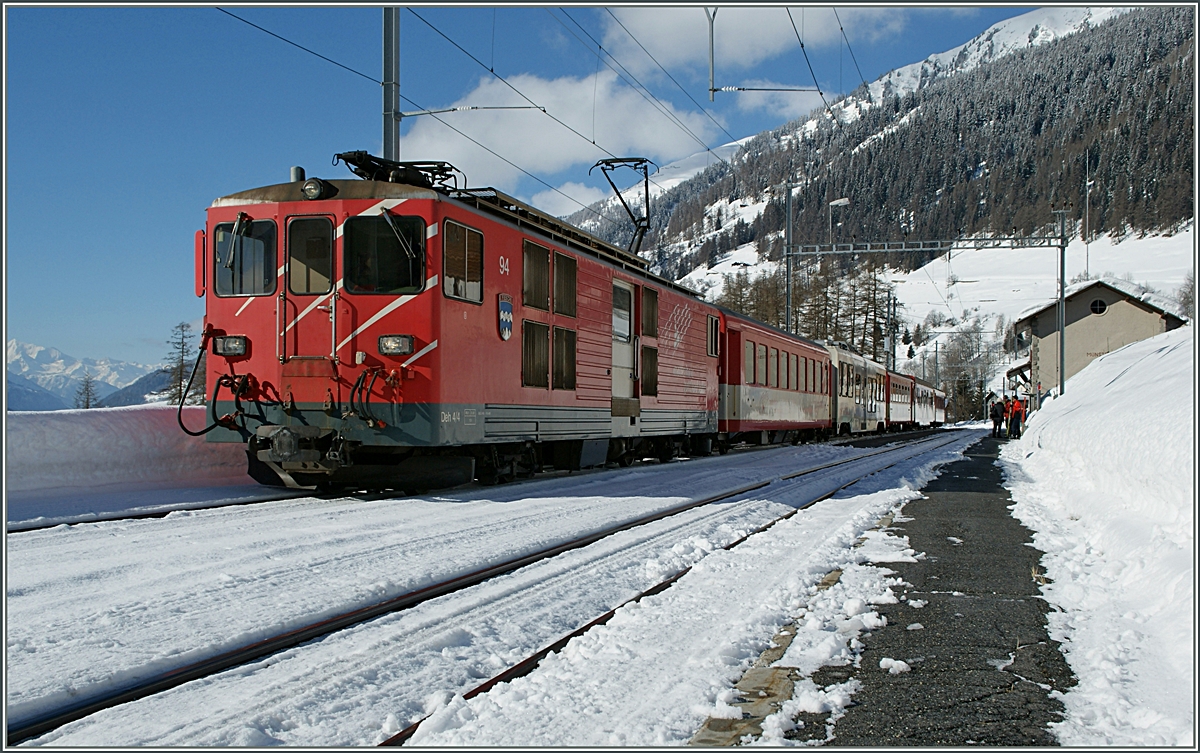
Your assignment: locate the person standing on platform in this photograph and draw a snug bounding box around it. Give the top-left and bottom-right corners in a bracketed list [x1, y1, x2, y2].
[990, 399, 1004, 438]
[1011, 397, 1025, 439]
[1003, 396, 1012, 438]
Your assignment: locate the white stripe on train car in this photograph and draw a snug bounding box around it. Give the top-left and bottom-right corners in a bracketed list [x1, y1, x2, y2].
[283, 279, 345, 334]
[334, 198, 407, 239]
[402, 339, 438, 368]
[336, 274, 438, 352]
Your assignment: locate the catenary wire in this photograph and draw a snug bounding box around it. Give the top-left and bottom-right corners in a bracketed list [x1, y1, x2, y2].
[832, 8, 872, 103]
[212, 8, 620, 227]
[553, 8, 731, 172]
[786, 7, 841, 132]
[603, 8, 741, 147]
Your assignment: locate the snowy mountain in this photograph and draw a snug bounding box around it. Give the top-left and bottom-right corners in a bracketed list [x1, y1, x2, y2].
[6, 340, 161, 404]
[5, 370, 71, 411]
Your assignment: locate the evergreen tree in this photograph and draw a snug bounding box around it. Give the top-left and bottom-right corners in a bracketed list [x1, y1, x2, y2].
[166, 322, 193, 405]
[74, 369, 99, 409]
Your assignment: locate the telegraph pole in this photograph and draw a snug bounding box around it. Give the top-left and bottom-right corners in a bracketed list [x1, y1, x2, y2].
[705, 8, 717, 102]
[785, 183, 794, 333]
[1052, 207, 1069, 397]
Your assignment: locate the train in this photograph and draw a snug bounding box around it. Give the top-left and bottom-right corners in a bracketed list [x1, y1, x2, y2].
[185, 153, 944, 490]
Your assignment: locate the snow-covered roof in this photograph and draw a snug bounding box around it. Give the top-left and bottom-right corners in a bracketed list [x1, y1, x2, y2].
[1013, 277, 1186, 325]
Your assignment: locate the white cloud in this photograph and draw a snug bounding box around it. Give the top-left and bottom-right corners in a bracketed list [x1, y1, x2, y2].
[601, 7, 912, 77]
[398, 70, 715, 192]
[529, 182, 610, 218]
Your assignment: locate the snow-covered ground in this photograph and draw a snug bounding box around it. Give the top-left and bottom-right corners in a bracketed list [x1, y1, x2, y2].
[5, 324, 1193, 745]
[1000, 325, 1194, 746]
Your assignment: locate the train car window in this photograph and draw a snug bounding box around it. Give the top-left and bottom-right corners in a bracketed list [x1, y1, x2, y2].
[612, 285, 632, 342]
[552, 326, 576, 390]
[523, 241, 550, 310]
[442, 219, 482, 302]
[641, 288, 658, 338]
[553, 253, 576, 317]
[522, 320, 549, 388]
[287, 217, 333, 295]
[757, 344, 767, 386]
[707, 316, 720, 357]
[790, 353, 798, 391]
[345, 215, 425, 295]
[780, 351, 788, 391]
[641, 345, 658, 396]
[744, 340, 755, 384]
[768, 348, 778, 388]
[214, 219, 276, 297]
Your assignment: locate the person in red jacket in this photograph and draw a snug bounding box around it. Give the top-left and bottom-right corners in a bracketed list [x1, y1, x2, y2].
[1002, 397, 1012, 438]
[1011, 397, 1025, 439]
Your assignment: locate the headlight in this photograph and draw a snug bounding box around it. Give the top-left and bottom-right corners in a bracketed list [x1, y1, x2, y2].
[213, 335, 248, 356]
[378, 335, 414, 356]
[301, 178, 326, 200]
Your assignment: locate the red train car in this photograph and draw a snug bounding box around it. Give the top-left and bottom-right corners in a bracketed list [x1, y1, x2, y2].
[192, 155, 717, 489]
[885, 369, 916, 431]
[717, 309, 832, 447]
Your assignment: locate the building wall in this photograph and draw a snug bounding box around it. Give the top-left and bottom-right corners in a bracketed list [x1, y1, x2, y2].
[1029, 288, 1175, 391]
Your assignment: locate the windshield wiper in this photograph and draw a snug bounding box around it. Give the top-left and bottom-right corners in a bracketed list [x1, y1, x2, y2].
[223, 212, 251, 269]
[381, 210, 416, 260]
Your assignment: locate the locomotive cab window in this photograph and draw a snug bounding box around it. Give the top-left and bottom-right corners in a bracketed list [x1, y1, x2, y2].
[443, 220, 483, 303]
[553, 327, 576, 390]
[345, 214, 425, 295]
[707, 316, 720, 357]
[288, 217, 333, 295]
[214, 219, 276, 297]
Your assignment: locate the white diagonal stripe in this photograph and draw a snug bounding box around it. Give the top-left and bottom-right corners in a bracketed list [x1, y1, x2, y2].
[337, 275, 438, 352]
[402, 339, 438, 368]
[335, 199, 407, 239]
[284, 279, 344, 334]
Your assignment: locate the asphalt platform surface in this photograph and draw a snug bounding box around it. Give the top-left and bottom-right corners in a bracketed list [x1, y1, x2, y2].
[789, 433, 1077, 746]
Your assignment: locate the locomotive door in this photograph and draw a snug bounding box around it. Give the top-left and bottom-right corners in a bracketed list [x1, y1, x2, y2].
[611, 281, 640, 424]
[281, 216, 337, 363]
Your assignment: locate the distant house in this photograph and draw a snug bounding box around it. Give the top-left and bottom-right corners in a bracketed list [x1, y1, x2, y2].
[1009, 278, 1186, 401]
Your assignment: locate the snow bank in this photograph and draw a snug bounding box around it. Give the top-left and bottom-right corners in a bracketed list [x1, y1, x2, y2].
[5, 404, 247, 494]
[1000, 325, 1194, 746]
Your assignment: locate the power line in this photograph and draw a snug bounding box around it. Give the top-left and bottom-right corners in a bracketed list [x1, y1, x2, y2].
[216, 8, 380, 85]
[832, 8, 872, 103]
[603, 8, 740, 147]
[785, 8, 841, 132]
[212, 8, 619, 227]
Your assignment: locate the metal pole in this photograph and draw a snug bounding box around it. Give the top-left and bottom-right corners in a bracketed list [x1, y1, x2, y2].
[785, 184, 793, 333]
[705, 8, 717, 102]
[383, 7, 401, 161]
[1058, 210, 1067, 396]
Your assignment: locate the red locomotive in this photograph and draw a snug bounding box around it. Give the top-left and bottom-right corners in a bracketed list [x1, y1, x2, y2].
[186, 153, 943, 490]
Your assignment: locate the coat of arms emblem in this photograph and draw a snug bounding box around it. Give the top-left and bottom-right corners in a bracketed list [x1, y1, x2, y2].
[498, 294, 513, 341]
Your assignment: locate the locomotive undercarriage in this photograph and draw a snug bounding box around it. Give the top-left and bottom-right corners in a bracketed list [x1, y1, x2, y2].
[220, 399, 728, 492]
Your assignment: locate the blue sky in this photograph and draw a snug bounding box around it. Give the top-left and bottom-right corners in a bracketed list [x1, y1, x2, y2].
[5, 5, 1031, 365]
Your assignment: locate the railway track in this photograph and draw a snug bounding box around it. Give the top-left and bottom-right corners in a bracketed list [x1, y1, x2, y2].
[7, 429, 965, 746]
[5, 428, 945, 534]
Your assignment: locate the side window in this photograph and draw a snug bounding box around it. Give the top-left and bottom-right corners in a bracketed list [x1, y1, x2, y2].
[553, 253, 576, 317]
[757, 344, 767, 386]
[553, 326, 576, 390]
[345, 214, 425, 295]
[443, 219, 483, 303]
[288, 217, 332, 295]
[612, 285, 632, 343]
[214, 219, 276, 296]
[522, 320, 549, 388]
[780, 351, 789, 391]
[744, 339, 755, 384]
[642, 288, 658, 337]
[707, 316, 720, 357]
[523, 241, 550, 310]
[641, 345, 658, 396]
[768, 348, 778, 388]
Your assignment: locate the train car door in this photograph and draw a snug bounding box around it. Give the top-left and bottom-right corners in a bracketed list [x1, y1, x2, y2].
[611, 281, 640, 425]
[281, 215, 337, 363]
